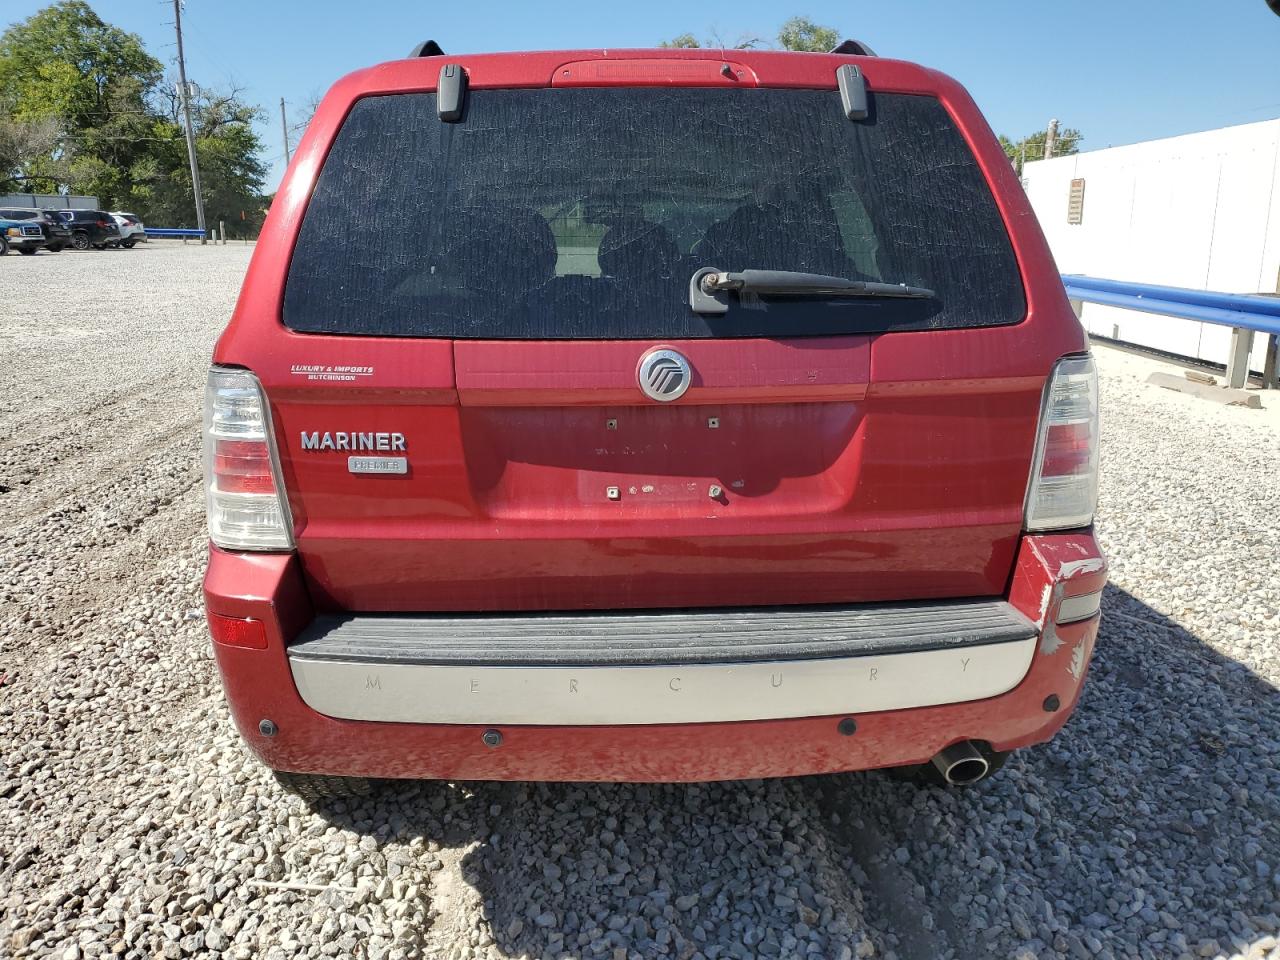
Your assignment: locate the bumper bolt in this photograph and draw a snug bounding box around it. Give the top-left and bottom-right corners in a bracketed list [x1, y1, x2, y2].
[258, 719, 278, 737]
[482, 729, 503, 748]
[837, 717, 857, 736]
[1043, 694, 1061, 713]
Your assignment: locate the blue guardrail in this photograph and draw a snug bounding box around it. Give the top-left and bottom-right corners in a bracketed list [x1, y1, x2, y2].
[145, 227, 206, 239]
[1062, 275, 1280, 338]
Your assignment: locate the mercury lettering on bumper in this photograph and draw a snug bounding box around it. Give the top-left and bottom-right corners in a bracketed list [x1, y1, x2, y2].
[288, 636, 1037, 726]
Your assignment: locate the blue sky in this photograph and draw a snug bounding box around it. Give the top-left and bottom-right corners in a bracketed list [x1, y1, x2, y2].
[5, 0, 1280, 192]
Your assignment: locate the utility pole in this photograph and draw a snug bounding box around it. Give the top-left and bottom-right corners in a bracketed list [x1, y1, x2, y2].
[173, 0, 207, 244]
[1044, 118, 1059, 161]
[280, 98, 292, 166]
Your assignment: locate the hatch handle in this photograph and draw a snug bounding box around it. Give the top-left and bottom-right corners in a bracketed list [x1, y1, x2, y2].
[837, 64, 869, 121]
[438, 64, 468, 122]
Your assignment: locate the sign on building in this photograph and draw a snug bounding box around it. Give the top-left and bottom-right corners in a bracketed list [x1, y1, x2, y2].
[1067, 178, 1086, 225]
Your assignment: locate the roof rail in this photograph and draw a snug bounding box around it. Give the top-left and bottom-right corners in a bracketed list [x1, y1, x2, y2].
[408, 40, 445, 58]
[830, 39, 877, 57]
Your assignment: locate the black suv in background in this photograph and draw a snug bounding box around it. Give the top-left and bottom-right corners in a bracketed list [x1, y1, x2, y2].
[52, 209, 120, 250]
[0, 207, 71, 252]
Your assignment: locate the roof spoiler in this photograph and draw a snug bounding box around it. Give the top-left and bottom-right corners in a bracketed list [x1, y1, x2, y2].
[408, 40, 445, 58]
[829, 39, 877, 57]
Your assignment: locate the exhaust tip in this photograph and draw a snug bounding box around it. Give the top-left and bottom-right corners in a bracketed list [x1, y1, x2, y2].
[930, 741, 991, 786]
[942, 755, 990, 786]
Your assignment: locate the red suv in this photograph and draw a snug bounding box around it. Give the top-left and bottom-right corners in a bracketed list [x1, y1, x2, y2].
[203, 43, 1104, 799]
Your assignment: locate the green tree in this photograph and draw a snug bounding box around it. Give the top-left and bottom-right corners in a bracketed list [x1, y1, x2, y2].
[659, 15, 838, 52]
[777, 16, 839, 52]
[0, 0, 161, 202]
[133, 84, 268, 236]
[659, 33, 701, 49]
[0, 1, 269, 234]
[1001, 127, 1083, 174]
[0, 97, 68, 191]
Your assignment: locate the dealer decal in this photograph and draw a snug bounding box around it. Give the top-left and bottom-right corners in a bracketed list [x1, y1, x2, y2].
[290, 363, 374, 382]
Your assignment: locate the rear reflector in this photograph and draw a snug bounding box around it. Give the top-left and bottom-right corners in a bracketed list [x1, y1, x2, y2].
[208, 613, 268, 649]
[1025, 355, 1099, 532]
[202, 367, 294, 550]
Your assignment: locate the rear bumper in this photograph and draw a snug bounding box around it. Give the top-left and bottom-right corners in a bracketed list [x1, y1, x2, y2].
[203, 533, 1105, 781]
[288, 602, 1039, 725]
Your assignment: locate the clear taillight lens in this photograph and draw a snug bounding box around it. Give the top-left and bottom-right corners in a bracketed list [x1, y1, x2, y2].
[202, 367, 294, 550]
[1025, 355, 1099, 532]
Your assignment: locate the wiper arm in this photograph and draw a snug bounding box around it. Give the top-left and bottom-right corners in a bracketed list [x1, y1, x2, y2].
[690, 267, 935, 315]
[705, 269, 934, 298]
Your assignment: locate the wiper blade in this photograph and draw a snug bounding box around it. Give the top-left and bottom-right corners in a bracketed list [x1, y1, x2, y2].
[706, 269, 934, 298]
[690, 267, 935, 314]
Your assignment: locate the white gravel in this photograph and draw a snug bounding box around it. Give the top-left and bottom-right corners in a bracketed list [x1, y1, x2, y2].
[1, 243, 1277, 960]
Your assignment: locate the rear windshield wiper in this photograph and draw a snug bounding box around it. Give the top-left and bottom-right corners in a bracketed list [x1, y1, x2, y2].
[690, 267, 935, 314]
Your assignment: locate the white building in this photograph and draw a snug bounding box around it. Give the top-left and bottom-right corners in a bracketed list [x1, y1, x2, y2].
[1021, 118, 1280, 371]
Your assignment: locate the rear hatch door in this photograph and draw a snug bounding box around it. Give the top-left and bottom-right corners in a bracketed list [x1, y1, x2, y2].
[267, 80, 1042, 612]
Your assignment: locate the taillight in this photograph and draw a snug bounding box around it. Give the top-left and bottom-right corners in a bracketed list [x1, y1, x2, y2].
[202, 367, 294, 550]
[1025, 355, 1099, 532]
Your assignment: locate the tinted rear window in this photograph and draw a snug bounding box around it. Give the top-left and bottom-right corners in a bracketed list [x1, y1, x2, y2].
[285, 88, 1024, 339]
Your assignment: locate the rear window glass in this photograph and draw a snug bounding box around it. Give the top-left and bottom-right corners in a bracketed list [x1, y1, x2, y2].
[284, 88, 1025, 339]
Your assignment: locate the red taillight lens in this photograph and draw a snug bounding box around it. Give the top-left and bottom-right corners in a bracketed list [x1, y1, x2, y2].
[212, 438, 276, 494]
[208, 613, 268, 649]
[97, 219, 107, 227]
[1039, 422, 1094, 477]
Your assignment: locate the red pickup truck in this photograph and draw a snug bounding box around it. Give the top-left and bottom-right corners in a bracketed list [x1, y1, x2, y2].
[202, 42, 1104, 800]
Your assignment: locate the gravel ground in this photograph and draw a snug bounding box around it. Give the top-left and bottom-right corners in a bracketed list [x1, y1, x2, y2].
[1, 243, 1277, 960]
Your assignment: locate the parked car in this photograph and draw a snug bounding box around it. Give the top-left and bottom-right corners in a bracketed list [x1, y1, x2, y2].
[0, 216, 48, 255]
[109, 211, 147, 248]
[52, 209, 120, 250]
[0, 207, 70, 251]
[202, 43, 1105, 800]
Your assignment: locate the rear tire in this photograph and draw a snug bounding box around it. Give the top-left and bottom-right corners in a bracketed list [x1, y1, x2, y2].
[71, 232, 90, 250]
[17, 246, 37, 255]
[890, 744, 1010, 788]
[272, 770, 372, 803]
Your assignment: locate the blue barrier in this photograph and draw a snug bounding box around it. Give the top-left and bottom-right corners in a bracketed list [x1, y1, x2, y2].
[1062, 275, 1280, 338]
[146, 227, 206, 239]
[1062, 275, 1280, 389]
